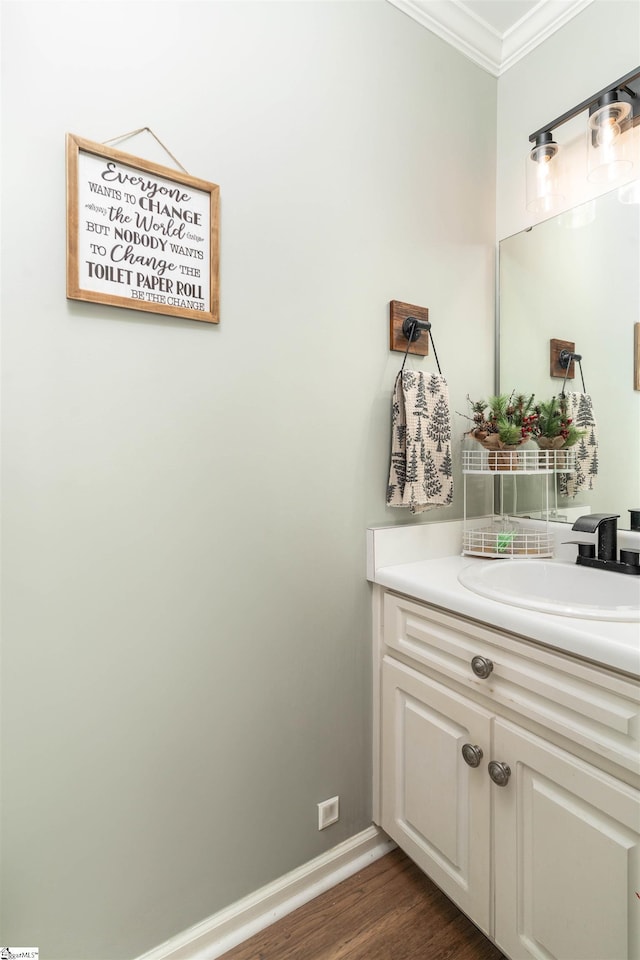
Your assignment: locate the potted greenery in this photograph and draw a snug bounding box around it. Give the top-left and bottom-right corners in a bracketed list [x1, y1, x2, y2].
[533, 395, 585, 466]
[463, 393, 537, 469]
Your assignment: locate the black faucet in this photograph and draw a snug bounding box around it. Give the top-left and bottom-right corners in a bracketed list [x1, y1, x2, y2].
[570, 513, 640, 575]
[572, 513, 618, 561]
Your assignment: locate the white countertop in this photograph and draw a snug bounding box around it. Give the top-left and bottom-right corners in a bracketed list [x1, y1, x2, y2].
[368, 522, 640, 678]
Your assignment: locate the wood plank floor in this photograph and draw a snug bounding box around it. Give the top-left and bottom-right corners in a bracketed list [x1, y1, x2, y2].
[220, 847, 507, 960]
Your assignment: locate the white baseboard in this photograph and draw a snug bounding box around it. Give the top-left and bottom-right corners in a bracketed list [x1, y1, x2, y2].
[135, 825, 395, 960]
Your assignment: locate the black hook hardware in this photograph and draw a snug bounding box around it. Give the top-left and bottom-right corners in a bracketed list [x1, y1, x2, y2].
[558, 349, 582, 368]
[402, 316, 431, 341]
[559, 349, 587, 395]
[400, 317, 442, 376]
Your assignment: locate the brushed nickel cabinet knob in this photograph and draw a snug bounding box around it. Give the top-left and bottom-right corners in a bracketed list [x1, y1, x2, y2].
[488, 760, 511, 787]
[471, 655, 494, 679]
[461, 743, 484, 768]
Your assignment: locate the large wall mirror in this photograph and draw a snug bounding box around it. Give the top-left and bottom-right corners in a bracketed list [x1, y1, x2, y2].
[498, 184, 640, 530]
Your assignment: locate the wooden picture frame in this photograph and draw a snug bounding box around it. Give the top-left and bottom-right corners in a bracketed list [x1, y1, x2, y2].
[66, 133, 219, 323]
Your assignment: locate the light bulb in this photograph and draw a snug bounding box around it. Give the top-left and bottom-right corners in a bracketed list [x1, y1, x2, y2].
[589, 100, 630, 132]
[596, 117, 621, 147]
[526, 134, 563, 213]
[587, 96, 633, 185]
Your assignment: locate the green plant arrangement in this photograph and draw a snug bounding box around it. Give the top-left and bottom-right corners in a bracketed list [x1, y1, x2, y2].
[533, 395, 585, 449]
[463, 392, 538, 450]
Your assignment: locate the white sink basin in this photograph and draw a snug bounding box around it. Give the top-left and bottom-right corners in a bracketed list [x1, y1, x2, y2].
[458, 560, 640, 622]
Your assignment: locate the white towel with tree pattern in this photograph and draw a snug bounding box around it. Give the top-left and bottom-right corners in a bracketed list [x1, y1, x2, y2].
[387, 370, 454, 514]
[559, 392, 598, 497]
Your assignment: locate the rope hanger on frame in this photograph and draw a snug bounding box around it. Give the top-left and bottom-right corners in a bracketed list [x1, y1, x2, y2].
[102, 127, 189, 173]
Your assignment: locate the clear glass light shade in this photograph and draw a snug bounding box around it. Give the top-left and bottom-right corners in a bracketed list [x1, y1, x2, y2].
[526, 141, 564, 214]
[587, 100, 633, 185]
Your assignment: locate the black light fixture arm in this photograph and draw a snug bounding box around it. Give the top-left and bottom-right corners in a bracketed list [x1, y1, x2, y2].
[529, 65, 640, 144]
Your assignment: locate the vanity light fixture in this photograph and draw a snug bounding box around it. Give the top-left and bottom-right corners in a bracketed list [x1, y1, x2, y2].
[527, 66, 640, 211]
[587, 89, 634, 185]
[526, 131, 563, 214]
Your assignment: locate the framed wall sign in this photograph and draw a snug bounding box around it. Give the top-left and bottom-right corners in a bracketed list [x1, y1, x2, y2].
[66, 133, 220, 323]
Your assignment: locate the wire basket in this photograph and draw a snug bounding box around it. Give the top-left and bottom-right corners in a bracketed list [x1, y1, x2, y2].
[463, 526, 554, 559]
[462, 448, 576, 474]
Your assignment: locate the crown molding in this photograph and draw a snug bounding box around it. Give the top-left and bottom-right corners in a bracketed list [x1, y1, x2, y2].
[500, 0, 595, 73]
[386, 0, 595, 77]
[388, 0, 503, 75]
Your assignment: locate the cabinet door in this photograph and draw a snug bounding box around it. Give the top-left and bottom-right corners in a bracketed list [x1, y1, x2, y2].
[381, 656, 493, 933]
[493, 718, 640, 960]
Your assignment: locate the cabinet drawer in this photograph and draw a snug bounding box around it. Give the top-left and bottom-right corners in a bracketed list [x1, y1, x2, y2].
[383, 592, 640, 777]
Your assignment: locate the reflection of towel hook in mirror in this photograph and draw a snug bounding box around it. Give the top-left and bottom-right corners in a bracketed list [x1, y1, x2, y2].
[559, 349, 587, 395]
[401, 317, 443, 375]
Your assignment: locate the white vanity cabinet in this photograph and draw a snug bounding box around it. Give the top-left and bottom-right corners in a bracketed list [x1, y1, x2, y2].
[374, 587, 640, 960]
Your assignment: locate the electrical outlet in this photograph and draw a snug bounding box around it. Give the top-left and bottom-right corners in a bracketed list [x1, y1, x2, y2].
[317, 795, 339, 830]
